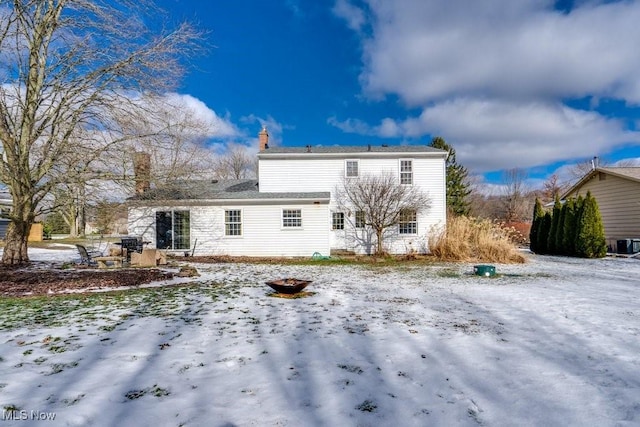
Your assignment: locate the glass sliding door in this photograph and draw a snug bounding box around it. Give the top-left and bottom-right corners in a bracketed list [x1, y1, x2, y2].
[156, 210, 190, 250]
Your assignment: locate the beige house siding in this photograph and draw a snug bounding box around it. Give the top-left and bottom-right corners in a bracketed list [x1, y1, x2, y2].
[565, 172, 640, 247]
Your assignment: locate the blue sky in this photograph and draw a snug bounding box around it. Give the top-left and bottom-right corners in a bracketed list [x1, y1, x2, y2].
[157, 0, 640, 187]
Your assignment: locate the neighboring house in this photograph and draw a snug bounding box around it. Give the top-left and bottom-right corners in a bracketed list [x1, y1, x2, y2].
[562, 167, 640, 251]
[128, 129, 447, 256]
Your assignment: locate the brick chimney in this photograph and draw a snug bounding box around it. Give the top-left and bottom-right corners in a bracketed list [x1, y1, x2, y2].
[259, 127, 269, 151]
[134, 151, 151, 195]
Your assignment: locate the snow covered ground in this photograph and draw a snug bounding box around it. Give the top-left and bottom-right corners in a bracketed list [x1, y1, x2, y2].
[1, 247, 639, 426]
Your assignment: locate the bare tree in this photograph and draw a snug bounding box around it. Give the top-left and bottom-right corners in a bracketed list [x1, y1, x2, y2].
[501, 168, 530, 222]
[541, 173, 567, 204]
[336, 172, 431, 255]
[214, 144, 255, 179]
[0, 0, 201, 264]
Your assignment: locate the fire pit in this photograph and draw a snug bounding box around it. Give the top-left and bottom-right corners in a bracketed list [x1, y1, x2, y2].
[265, 278, 312, 294]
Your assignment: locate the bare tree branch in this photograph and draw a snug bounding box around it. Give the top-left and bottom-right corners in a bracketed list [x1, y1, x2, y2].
[335, 172, 431, 255]
[0, 0, 203, 264]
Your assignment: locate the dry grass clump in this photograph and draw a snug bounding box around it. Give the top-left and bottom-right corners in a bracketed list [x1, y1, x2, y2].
[430, 216, 526, 264]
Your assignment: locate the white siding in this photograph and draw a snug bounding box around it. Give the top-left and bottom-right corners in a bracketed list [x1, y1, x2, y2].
[129, 203, 330, 257]
[259, 155, 446, 254]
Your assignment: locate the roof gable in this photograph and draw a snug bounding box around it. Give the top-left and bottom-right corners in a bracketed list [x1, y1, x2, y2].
[562, 167, 640, 199]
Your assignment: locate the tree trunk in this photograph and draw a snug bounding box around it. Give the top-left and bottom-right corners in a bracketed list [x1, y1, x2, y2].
[2, 219, 30, 265]
[376, 228, 384, 255]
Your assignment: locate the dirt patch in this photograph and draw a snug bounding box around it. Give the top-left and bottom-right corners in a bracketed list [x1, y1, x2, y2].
[0, 267, 174, 297]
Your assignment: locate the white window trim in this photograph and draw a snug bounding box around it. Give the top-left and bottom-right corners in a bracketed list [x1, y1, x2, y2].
[224, 208, 243, 238]
[332, 211, 345, 230]
[355, 210, 366, 229]
[345, 159, 359, 178]
[398, 210, 418, 235]
[399, 158, 413, 185]
[282, 208, 303, 229]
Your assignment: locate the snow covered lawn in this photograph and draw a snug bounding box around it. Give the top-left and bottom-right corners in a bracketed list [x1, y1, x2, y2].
[1, 250, 639, 426]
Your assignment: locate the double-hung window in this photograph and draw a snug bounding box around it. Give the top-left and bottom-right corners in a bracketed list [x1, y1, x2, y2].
[225, 210, 242, 236]
[355, 211, 366, 228]
[400, 160, 413, 185]
[332, 212, 345, 230]
[399, 209, 417, 235]
[345, 160, 359, 178]
[282, 209, 302, 228]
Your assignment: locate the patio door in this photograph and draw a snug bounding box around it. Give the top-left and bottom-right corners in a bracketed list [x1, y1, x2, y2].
[156, 210, 190, 250]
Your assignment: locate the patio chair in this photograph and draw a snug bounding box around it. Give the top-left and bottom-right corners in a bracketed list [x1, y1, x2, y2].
[75, 244, 103, 266]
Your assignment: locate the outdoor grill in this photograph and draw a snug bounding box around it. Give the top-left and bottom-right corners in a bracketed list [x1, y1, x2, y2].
[120, 237, 143, 261]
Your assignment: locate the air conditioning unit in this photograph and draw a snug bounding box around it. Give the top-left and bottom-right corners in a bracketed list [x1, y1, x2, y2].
[617, 239, 640, 254]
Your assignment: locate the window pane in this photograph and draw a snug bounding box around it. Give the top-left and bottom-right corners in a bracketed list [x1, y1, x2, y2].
[346, 161, 358, 177]
[332, 212, 344, 230]
[283, 209, 302, 227]
[399, 209, 417, 234]
[155, 211, 172, 249]
[173, 211, 190, 249]
[400, 160, 413, 184]
[355, 211, 365, 228]
[225, 210, 242, 236]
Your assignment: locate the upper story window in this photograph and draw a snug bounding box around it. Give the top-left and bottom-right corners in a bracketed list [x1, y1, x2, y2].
[225, 209, 242, 236]
[400, 160, 413, 185]
[282, 209, 302, 228]
[345, 160, 359, 177]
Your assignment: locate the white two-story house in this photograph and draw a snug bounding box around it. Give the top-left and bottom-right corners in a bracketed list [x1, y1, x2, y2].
[127, 129, 447, 257]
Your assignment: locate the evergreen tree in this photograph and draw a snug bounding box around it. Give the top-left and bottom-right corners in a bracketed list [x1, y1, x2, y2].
[547, 194, 562, 254]
[575, 192, 607, 258]
[529, 198, 544, 253]
[554, 201, 567, 254]
[429, 137, 471, 216]
[537, 212, 552, 254]
[561, 198, 577, 256]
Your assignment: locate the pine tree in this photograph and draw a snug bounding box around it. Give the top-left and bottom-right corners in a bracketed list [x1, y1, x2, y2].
[529, 198, 544, 253]
[554, 201, 567, 254]
[561, 198, 577, 256]
[537, 212, 552, 254]
[429, 137, 471, 216]
[575, 192, 607, 258]
[547, 194, 562, 255]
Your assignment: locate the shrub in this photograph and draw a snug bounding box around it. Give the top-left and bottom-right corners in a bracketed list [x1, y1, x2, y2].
[529, 198, 544, 253]
[547, 195, 562, 255]
[429, 216, 526, 263]
[536, 212, 552, 255]
[575, 192, 607, 258]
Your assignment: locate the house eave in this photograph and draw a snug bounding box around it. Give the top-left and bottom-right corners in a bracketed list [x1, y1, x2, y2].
[257, 151, 447, 160]
[126, 197, 331, 208]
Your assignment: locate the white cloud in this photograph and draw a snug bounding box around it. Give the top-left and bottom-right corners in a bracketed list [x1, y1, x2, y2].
[239, 114, 291, 148]
[331, 98, 640, 172]
[330, 0, 640, 173]
[163, 93, 239, 138]
[332, 0, 366, 32]
[357, 0, 640, 104]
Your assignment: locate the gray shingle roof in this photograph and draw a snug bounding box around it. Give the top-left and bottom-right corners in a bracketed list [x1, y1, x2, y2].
[258, 144, 445, 155]
[128, 179, 330, 202]
[597, 167, 640, 181]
